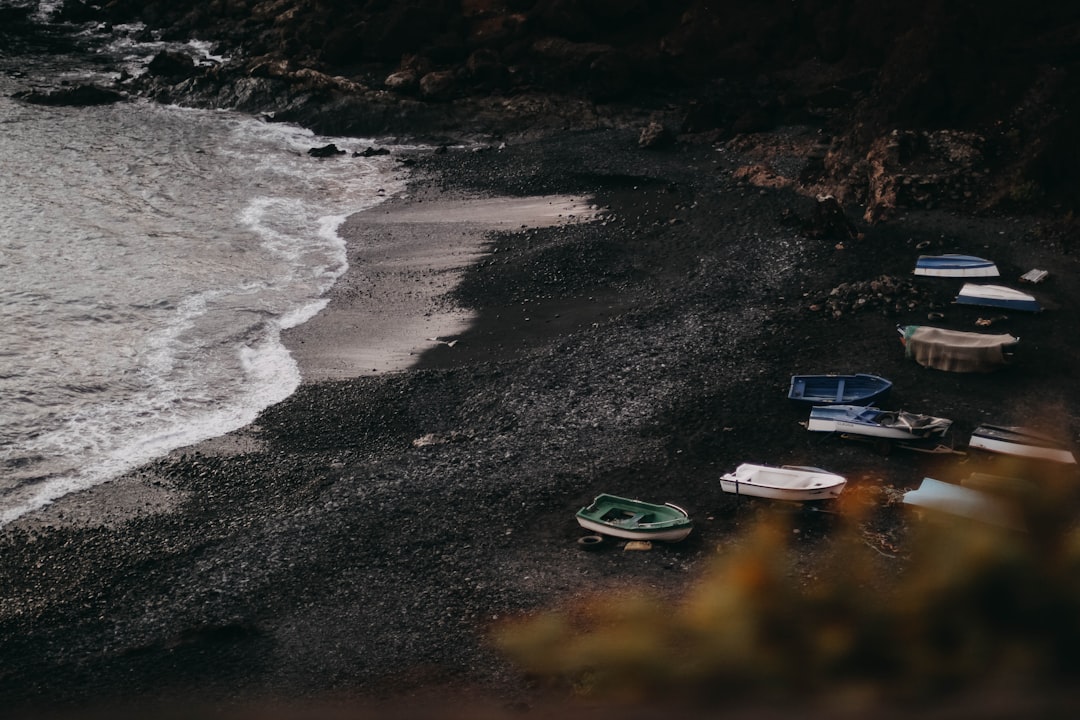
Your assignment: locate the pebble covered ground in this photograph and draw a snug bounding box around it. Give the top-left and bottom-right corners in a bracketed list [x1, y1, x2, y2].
[2, 127, 1079, 716]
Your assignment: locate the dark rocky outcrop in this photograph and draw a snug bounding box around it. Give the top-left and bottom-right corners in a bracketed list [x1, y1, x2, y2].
[84, 0, 1080, 213]
[146, 50, 198, 79]
[13, 84, 125, 106]
[22, 1, 1080, 215]
[307, 143, 346, 157]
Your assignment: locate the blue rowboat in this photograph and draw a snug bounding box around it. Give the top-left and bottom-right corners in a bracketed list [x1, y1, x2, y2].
[955, 283, 1041, 312]
[787, 373, 892, 407]
[914, 254, 999, 277]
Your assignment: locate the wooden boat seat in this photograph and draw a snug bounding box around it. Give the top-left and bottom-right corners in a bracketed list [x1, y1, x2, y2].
[833, 378, 846, 402]
[617, 512, 648, 526]
[601, 509, 649, 526]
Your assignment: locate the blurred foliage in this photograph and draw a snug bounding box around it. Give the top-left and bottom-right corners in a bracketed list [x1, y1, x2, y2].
[495, 466, 1080, 709]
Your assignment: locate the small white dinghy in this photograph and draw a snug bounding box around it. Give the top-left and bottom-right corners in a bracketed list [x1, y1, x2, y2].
[720, 463, 847, 501]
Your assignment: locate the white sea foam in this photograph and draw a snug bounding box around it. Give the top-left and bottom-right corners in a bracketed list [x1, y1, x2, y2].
[0, 57, 408, 524]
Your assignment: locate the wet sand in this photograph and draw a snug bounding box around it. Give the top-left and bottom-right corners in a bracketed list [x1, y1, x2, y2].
[5, 193, 598, 533]
[283, 193, 598, 380]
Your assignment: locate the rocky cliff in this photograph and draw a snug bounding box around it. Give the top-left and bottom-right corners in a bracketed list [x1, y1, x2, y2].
[47, 0, 1080, 217]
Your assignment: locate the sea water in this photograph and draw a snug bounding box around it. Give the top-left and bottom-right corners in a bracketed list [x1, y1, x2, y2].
[0, 5, 406, 524]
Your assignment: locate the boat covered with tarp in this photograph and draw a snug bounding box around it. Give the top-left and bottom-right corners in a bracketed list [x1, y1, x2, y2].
[899, 325, 1018, 372]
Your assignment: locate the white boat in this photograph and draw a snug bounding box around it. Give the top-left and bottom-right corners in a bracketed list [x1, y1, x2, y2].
[914, 254, 999, 277]
[968, 424, 1077, 465]
[807, 404, 953, 440]
[955, 283, 1041, 312]
[720, 463, 847, 501]
[903, 477, 1023, 531]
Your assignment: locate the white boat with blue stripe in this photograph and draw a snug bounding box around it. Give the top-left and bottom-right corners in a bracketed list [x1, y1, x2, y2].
[914, 254, 999, 277]
[955, 283, 1041, 312]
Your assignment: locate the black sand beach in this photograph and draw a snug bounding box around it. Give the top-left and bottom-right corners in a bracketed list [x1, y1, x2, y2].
[3, 126, 1080, 717]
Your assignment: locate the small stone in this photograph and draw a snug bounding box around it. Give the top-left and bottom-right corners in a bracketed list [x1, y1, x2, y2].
[624, 541, 653, 551]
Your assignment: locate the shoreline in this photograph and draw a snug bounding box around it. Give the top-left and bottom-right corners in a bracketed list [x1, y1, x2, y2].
[282, 189, 600, 381]
[2, 128, 1079, 715]
[4, 185, 598, 533]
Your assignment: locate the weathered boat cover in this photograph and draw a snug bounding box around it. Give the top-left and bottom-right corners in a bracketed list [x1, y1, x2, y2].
[875, 409, 953, 437]
[901, 325, 1017, 372]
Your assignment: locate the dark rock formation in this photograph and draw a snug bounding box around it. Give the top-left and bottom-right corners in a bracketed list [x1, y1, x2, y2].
[13, 84, 125, 106]
[307, 143, 346, 157]
[637, 120, 672, 150]
[36, 0, 1077, 215]
[146, 50, 198, 79]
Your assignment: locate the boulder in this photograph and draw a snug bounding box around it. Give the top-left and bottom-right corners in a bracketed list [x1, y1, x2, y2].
[465, 48, 508, 88]
[13, 84, 124, 106]
[384, 69, 419, 93]
[147, 50, 197, 78]
[308, 143, 346, 158]
[419, 70, 459, 100]
[55, 0, 103, 23]
[638, 120, 673, 150]
[809, 194, 860, 241]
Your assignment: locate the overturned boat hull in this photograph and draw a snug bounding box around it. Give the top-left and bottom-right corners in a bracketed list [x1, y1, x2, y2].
[903, 477, 1023, 531]
[955, 283, 1041, 312]
[914, 254, 999, 277]
[968, 424, 1077, 465]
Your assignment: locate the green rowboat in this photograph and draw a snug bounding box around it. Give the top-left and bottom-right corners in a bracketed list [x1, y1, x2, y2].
[575, 494, 693, 542]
